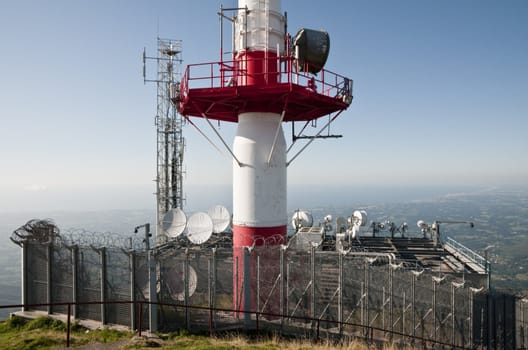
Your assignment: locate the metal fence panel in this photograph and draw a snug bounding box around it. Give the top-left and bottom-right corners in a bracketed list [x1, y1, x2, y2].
[105, 248, 131, 326]
[26, 242, 48, 312]
[50, 245, 73, 314]
[77, 247, 102, 321]
[16, 239, 528, 349]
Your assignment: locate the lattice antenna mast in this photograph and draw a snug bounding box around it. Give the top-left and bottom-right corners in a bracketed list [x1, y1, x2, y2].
[143, 38, 185, 244]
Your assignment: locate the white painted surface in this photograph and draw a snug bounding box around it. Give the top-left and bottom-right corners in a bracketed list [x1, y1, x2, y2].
[233, 112, 287, 228]
[236, 0, 285, 53]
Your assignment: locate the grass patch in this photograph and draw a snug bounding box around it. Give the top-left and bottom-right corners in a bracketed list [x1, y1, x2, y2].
[0, 316, 379, 350]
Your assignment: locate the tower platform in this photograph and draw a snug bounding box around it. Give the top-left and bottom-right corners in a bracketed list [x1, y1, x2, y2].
[176, 59, 353, 122]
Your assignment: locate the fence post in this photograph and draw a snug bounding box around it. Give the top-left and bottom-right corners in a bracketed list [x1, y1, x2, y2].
[280, 245, 285, 333]
[66, 303, 71, 348]
[72, 246, 79, 318]
[338, 251, 343, 335]
[21, 243, 28, 312]
[138, 301, 143, 337]
[310, 243, 316, 339]
[451, 283, 456, 347]
[365, 259, 370, 339]
[235, 255, 239, 320]
[432, 276, 437, 342]
[130, 252, 136, 330]
[403, 290, 406, 337]
[185, 248, 190, 331]
[212, 248, 217, 328]
[148, 249, 158, 333]
[243, 247, 251, 329]
[100, 247, 106, 325]
[389, 264, 393, 340]
[47, 243, 52, 314]
[257, 254, 260, 322]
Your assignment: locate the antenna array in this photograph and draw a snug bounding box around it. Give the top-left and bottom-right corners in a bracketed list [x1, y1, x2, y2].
[144, 38, 185, 245]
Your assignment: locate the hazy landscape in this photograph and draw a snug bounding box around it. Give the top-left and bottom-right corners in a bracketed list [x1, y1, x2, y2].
[1, 185, 527, 320]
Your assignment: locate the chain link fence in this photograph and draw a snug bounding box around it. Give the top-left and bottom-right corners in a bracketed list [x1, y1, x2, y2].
[17, 238, 528, 350]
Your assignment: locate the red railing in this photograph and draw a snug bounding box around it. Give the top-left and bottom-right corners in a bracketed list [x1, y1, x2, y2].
[180, 55, 353, 104]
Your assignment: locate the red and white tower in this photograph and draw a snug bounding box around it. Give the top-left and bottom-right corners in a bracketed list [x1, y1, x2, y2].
[176, 0, 352, 314]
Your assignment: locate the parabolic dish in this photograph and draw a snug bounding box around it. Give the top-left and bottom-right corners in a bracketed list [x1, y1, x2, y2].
[207, 205, 231, 233]
[162, 208, 187, 238]
[353, 210, 368, 227]
[291, 210, 313, 230]
[186, 212, 213, 244]
[164, 264, 197, 302]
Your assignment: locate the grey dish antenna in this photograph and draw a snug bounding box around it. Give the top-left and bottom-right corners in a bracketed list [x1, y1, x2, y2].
[186, 212, 213, 244]
[207, 205, 231, 233]
[162, 208, 187, 238]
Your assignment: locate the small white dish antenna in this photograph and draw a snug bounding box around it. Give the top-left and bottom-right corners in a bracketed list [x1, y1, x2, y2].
[417, 220, 429, 231]
[162, 208, 187, 238]
[336, 216, 347, 234]
[291, 210, 313, 230]
[186, 212, 213, 244]
[207, 205, 231, 233]
[353, 210, 368, 227]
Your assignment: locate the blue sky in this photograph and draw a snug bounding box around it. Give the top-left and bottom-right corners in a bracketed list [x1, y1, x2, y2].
[0, 0, 527, 211]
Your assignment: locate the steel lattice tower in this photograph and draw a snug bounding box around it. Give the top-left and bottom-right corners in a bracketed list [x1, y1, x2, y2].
[144, 38, 185, 244]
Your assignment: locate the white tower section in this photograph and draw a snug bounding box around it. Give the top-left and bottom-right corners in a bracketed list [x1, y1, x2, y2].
[233, 113, 287, 228]
[235, 0, 285, 54]
[232, 0, 287, 247]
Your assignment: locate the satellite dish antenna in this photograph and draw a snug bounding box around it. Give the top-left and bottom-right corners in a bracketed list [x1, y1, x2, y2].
[207, 205, 231, 233]
[417, 220, 429, 231]
[165, 264, 197, 301]
[353, 210, 368, 227]
[291, 210, 313, 230]
[186, 212, 213, 244]
[162, 208, 187, 238]
[336, 216, 347, 234]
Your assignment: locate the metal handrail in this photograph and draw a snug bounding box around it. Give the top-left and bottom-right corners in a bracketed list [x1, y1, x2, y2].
[445, 237, 487, 269]
[180, 55, 352, 102]
[0, 299, 472, 350]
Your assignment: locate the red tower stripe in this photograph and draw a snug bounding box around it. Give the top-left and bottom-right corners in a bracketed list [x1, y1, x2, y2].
[232, 224, 287, 247]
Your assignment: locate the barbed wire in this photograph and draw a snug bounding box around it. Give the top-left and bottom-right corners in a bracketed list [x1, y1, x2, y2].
[10, 218, 146, 251]
[61, 228, 146, 250]
[11, 218, 59, 245]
